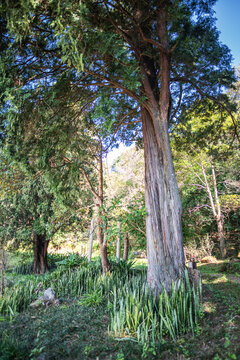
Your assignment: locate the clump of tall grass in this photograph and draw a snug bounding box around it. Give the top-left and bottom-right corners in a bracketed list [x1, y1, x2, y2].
[13, 262, 33, 275]
[108, 269, 202, 344]
[0, 265, 103, 315]
[0, 258, 141, 316]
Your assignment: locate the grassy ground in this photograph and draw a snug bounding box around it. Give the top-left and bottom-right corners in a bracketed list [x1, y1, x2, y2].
[0, 255, 240, 360]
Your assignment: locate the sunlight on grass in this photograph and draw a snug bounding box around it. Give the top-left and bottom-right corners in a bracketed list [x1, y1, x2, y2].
[203, 301, 216, 314]
[133, 258, 147, 268]
[211, 275, 228, 284]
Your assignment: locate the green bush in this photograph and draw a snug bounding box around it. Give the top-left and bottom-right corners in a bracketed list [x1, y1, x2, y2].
[56, 253, 88, 269]
[220, 261, 240, 274]
[109, 258, 136, 276]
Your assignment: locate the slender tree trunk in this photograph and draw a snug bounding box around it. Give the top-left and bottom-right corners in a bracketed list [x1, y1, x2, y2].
[142, 109, 185, 293]
[96, 210, 110, 273]
[96, 143, 111, 274]
[201, 160, 227, 259]
[33, 232, 49, 274]
[217, 217, 226, 259]
[212, 163, 226, 258]
[1, 248, 6, 296]
[81, 139, 110, 273]
[116, 221, 121, 262]
[123, 233, 129, 262]
[88, 218, 94, 262]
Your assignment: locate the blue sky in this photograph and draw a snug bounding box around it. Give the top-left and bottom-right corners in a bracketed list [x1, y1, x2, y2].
[214, 0, 240, 66]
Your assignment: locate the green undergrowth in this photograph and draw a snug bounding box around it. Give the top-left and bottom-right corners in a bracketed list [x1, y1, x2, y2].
[3, 253, 239, 359]
[0, 257, 204, 358]
[198, 262, 223, 274]
[219, 261, 240, 275]
[198, 260, 240, 276]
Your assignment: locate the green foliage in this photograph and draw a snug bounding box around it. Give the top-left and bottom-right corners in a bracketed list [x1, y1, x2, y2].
[109, 258, 136, 276]
[13, 262, 33, 275]
[220, 262, 240, 275]
[171, 86, 240, 249]
[0, 331, 29, 360]
[106, 148, 146, 249]
[12, 253, 65, 274]
[220, 194, 240, 212]
[1, 268, 240, 360]
[109, 269, 202, 345]
[79, 289, 103, 307]
[56, 253, 88, 270]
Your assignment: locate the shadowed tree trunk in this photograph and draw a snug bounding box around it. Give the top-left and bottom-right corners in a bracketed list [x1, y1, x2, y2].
[123, 233, 129, 262]
[88, 218, 94, 262]
[1, 248, 7, 295]
[33, 232, 49, 274]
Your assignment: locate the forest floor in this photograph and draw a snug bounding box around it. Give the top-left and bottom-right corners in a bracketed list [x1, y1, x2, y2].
[0, 256, 239, 360]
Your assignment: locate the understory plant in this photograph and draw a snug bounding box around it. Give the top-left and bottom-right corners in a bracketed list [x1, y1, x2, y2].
[108, 269, 202, 345]
[0, 260, 202, 346]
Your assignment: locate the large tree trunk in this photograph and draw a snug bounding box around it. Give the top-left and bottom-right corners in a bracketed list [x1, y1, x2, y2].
[142, 109, 185, 293]
[136, 5, 185, 293]
[33, 232, 49, 274]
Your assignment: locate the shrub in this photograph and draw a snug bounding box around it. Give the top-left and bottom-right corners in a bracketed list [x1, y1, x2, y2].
[220, 261, 240, 274]
[56, 253, 88, 269]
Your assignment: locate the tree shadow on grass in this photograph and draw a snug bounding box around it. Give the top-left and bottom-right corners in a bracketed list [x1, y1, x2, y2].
[0, 301, 144, 360]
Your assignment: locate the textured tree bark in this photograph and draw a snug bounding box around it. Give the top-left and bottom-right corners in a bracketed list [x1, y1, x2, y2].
[100, 241, 110, 274]
[33, 232, 49, 274]
[134, 4, 186, 293]
[142, 109, 185, 293]
[123, 233, 129, 262]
